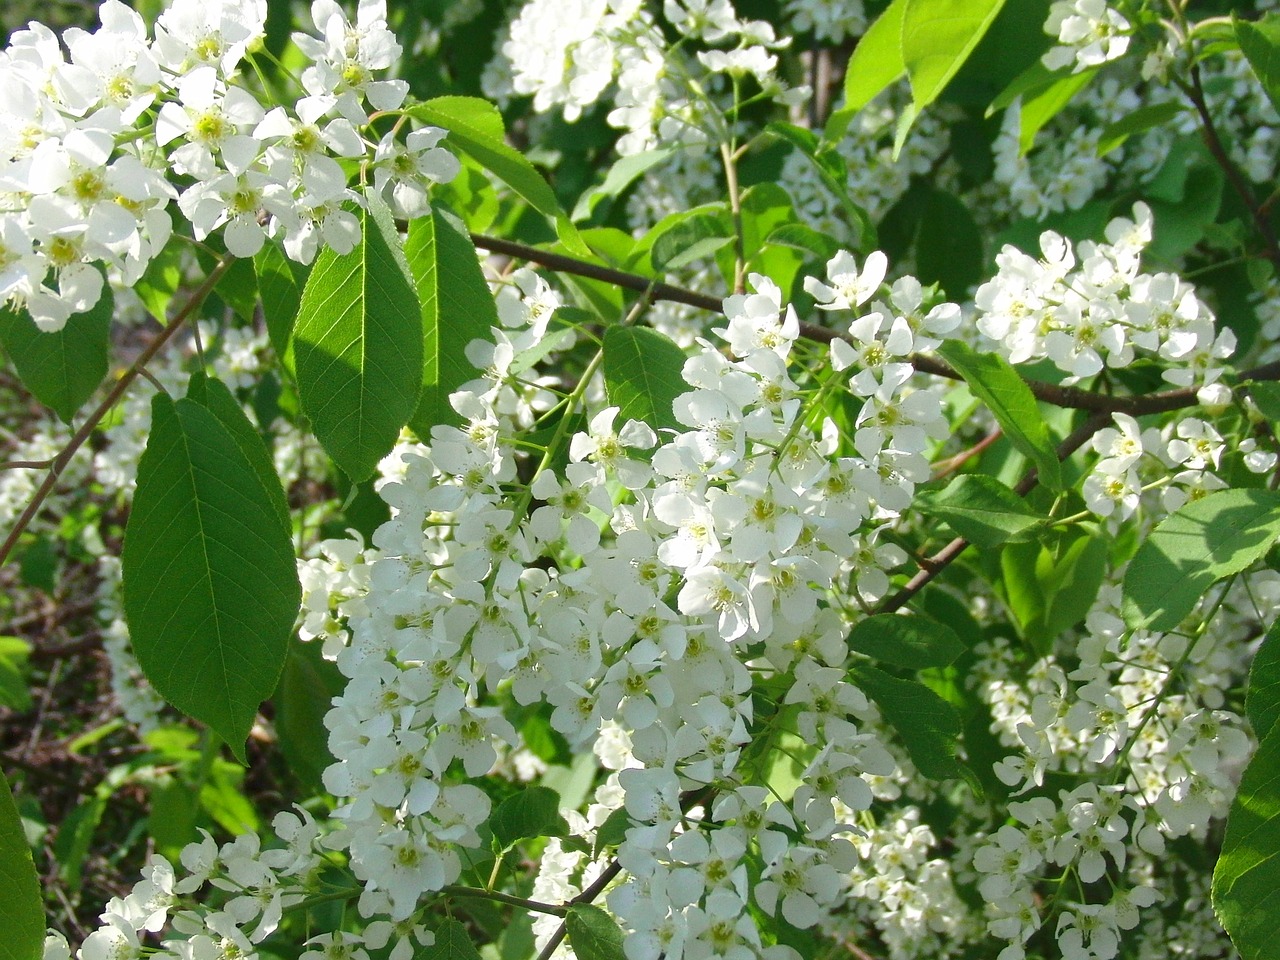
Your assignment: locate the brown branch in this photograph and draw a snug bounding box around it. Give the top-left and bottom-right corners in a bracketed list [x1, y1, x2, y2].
[0, 255, 236, 569]
[471, 233, 723, 313]
[1184, 63, 1280, 268]
[471, 235, 1280, 415]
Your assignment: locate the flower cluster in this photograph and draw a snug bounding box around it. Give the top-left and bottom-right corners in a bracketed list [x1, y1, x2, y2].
[973, 203, 1234, 394]
[0, 0, 456, 331]
[483, 0, 805, 155]
[1041, 0, 1132, 73]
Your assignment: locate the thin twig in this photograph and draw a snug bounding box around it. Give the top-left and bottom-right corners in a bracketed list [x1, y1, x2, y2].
[0, 255, 236, 569]
[1183, 62, 1280, 268]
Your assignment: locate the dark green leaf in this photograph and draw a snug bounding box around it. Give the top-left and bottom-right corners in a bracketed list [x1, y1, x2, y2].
[1254, 384, 1280, 424]
[294, 193, 423, 481]
[914, 190, 983, 298]
[186, 373, 291, 535]
[917, 474, 1047, 546]
[851, 664, 977, 790]
[254, 241, 310, 370]
[273, 642, 345, 790]
[594, 807, 632, 857]
[122, 386, 301, 762]
[0, 286, 112, 423]
[651, 213, 735, 272]
[489, 785, 568, 850]
[847, 613, 966, 669]
[565, 904, 627, 960]
[405, 207, 497, 437]
[602, 326, 687, 434]
[422, 919, 484, 960]
[937, 341, 1062, 490]
[1212, 722, 1280, 960]
[1248, 619, 1280, 741]
[902, 0, 1009, 111]
[214, 256, 259, 324]
[0, 769, 43, 960]
[1236, 13, 1280, 116]
[1123, 489, 1280, 632]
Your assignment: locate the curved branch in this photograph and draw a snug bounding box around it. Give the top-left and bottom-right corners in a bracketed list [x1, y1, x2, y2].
[0, 255, 236, 568]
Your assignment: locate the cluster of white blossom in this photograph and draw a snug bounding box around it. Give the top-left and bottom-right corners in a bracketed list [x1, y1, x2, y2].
[483, 0, 805, 155]
[973, 203, 1235, 393]
[1041, 0, 1132, 73]
[965, 567, 1263, 960]
[269, 247, 970, 954]
[40, 807, 381, 960]
[0, 0, 457, 332]
[782, 0, 866, 45]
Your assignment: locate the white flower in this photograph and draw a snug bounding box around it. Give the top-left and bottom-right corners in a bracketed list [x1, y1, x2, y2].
[804, 250, 887, 311]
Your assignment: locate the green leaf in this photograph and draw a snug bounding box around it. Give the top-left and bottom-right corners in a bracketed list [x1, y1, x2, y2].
[1096, 101, 1187, 156]
[913, 190, 983, 298]
[1236, 13, 1280, 116]
[294, 193, 423, 481]
[185, 373, 291, 535]
[602, 326, 687, 434]
[0, 769, 44, 960]
[650, 212, 735, 272]
[1248, 619, 1280, 741]
[1212, 722, 1280, 960]
[122, 384, 301, 762]
[273, 641, 345, 790]
[405, 207, 497, 437]
[422, 919, 484, 960]
[594, 807, 632, 856]
[937, 341, 1062, 490]
[409, 96, 590, 258]
[825, 0, 906, 138]
[987, 58, 1060, 116]
[1122, 489, 1280, 632]
[0, 638, 32, 713]
[254, 241, 310, 370]
[850, 664, 976, 790]
[1248, 382, 1280, 421]
[1002, 531, 1108, 656]
[489, 786, 568, 850]
[571, 148, 673, 223]
[0, 286, 112, 423]
[916, 474, 1047, 546]
[134, 238, 185, 323]
[847, 613, 965, 669]
[565, 904, 627, 960]
[1016, 67, 1097, 154]
[902, 0, 1009, 111]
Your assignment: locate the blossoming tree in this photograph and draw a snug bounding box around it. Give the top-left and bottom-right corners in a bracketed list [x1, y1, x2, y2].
[2, 2, 1279, 960]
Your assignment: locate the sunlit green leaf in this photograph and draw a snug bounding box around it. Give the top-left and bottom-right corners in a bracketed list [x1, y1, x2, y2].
[1122, 489, 1280, 632]
[294, 193, 422, 481]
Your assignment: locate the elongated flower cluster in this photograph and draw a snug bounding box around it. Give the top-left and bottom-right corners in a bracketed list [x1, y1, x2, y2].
[484, 0, 805, 155]
[0, 0, 456, 331]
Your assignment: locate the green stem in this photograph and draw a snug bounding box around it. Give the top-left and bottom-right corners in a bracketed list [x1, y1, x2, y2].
[443, 885, 567, 917]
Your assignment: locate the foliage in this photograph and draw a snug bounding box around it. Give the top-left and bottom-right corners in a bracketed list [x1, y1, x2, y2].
[0, 2, 1279, 960]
